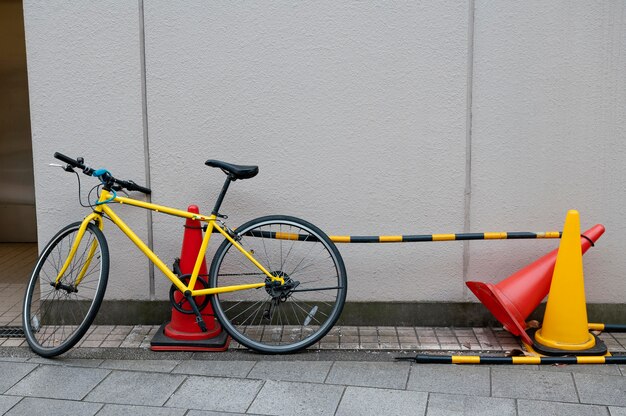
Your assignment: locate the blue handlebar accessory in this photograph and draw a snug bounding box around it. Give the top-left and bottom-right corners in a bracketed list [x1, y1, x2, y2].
[92, 169, 116, 204]
[92, 169, 110, 178]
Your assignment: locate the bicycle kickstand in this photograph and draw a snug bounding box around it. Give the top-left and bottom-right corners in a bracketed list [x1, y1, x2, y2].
[183, 291, 208, 332]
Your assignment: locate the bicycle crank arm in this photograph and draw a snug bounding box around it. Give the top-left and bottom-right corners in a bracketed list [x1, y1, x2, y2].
[184, 292, 208, 332]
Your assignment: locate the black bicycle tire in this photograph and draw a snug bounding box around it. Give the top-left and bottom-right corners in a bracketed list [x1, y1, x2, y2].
[209, 215, 347, 354]
[22, 221, 109, 357]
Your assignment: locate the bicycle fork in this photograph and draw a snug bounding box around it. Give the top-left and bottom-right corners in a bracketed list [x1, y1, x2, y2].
[53, 213, 103, 290]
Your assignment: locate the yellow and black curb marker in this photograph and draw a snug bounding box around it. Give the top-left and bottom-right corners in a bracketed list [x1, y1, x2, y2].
[397, 324, 626, 365]
[243, 230, 563, 243]
[399, 354, 626, 365]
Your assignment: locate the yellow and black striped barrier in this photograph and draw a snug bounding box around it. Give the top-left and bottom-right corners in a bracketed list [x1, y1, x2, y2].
[243, 230, 563, 243]
[329, 231, 562, 243]
[399, 354, 626, 365]
[588, 323, 626, 332]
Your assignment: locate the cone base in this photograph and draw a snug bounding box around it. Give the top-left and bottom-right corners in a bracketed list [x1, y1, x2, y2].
[164, 315, 223, 340]
[150, 323, 230, 352]
[466, 281, 532, 345]
[526, 328, 607, 356]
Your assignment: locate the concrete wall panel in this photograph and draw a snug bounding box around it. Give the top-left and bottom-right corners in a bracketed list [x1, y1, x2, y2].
[24, 1, 150, 298]
[144, 1, 470, 301]
[468, 1, 626, 302]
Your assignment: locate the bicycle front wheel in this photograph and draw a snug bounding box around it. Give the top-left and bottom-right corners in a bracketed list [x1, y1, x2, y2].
[209, 215, 347, 354]
[23, 222, 109, 357]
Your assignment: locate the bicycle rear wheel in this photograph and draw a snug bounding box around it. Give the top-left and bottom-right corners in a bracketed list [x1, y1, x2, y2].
[209, 215, 347, 353]
[23, 222, 109, 357]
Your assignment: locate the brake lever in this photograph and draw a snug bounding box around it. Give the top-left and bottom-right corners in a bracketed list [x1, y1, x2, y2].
[49, 163, 75, 173]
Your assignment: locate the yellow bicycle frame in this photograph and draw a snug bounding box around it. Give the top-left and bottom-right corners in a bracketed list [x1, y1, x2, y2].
[56, 189, 284, 297]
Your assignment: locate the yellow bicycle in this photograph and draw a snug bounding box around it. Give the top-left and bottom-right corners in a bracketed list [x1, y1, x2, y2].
[23, 152, 347, 357]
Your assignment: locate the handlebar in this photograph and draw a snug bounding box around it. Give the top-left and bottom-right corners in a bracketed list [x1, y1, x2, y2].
[54, 152, 84, 168]
[54, 152, 152, 195]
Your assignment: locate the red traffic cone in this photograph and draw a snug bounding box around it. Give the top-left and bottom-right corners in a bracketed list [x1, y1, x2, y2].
[151, 205, 229, 351]
[466, 224, 604, 345]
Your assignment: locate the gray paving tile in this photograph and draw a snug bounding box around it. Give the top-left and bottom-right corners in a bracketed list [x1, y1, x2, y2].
[0, 395, 21, 414]
[487, 364, 539, 372]
[609, 407, 626, 416]
[407, 364, 490, 396]
[492, 368, 579, 403]
[575, 373, 626, 406]
[99, 359, 179, 373]
[518, 399, 610, 416]
[539, 364, 622, 376]
[326, 361, 409, 389]
[5, 397, 102, 416]
[185, 411, 250, 416]
[96, 404, 187, 416]
[247, 361, 332, 383]
[84, 371, 185, 406]
[0, 357, 29, 362]
[0, 362, 37, 393]
[165, 376, 263, 413]
[426, 392, 516, 416]
[336, 386, 427, 416]
[27, 357, 104, 368]
[172, 360, 255, 378]
[249, 380, 344, 416]
[5, 365, 109, 400]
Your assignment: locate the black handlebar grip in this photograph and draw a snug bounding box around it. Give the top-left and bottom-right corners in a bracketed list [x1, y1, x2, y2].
[54, 152, 80, 167]
[131, 183, 152, 195]
[124, 180, 152, 195]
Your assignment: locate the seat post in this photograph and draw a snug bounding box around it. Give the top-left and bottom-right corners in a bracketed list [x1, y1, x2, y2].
[212, 175, 234, 215]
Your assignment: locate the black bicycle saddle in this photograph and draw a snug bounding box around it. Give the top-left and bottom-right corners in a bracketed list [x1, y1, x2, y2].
[205, 159, 259, 180]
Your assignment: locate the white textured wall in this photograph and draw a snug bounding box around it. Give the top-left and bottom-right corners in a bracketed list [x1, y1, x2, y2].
[25, 1, 626, 303]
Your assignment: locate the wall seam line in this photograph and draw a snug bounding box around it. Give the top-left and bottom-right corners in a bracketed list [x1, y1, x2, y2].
[138, 0, 155, 300]
[462, 0, 475, 292]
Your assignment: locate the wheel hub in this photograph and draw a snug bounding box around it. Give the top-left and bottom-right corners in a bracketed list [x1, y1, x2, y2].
[50, 281, 78, 294]
[265, 271, 299, 299]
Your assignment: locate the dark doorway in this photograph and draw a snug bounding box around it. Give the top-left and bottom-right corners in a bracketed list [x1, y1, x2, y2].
[0, 0, 36, 243]
[0, 0, 36, 332]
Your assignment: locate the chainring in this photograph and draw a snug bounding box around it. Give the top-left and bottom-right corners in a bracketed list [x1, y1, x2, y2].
[168, 274, 211, 314]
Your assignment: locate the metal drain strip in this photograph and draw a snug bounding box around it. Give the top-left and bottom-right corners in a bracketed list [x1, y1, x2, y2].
[0, 327, 25, 338]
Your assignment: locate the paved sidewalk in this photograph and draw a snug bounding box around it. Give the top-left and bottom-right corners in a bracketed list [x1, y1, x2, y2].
[3, 324, 626, 352]
[1, 325, 527, 351]
[2, 323, 625, 415]
[0, 348, 625, 415]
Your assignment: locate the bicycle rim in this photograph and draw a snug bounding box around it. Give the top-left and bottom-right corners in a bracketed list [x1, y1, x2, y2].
[210, 216, 347, 353]
[23, 222, 109, 357]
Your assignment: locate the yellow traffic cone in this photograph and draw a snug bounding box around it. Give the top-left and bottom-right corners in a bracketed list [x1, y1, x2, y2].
[530, 210, 607, 356]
